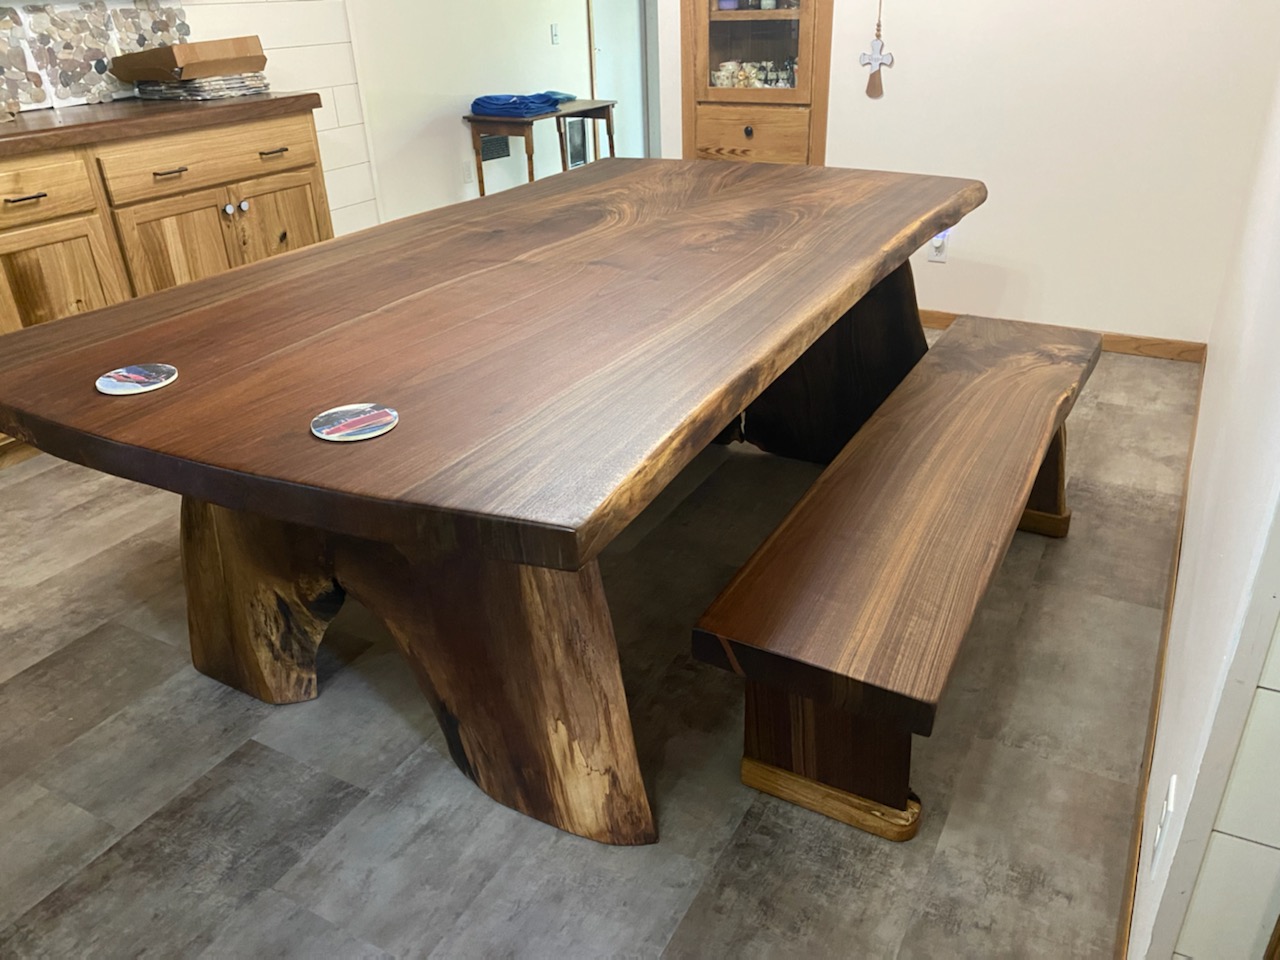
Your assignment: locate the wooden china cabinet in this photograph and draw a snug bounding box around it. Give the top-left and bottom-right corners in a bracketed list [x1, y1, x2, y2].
[681, 0, 834, 165]
[0, 93, 331, 464]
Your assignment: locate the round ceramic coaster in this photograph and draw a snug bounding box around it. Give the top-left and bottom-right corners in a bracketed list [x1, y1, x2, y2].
[311, 403, 399, 442]
[95, 363, 179, 396]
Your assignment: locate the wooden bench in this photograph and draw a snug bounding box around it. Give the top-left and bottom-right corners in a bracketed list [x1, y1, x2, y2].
[692, 316, 1102, 840]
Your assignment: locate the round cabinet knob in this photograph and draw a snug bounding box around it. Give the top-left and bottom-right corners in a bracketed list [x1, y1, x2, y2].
[744, 125, 754, 138]
[239, 200, 250, 212]
[223, 203, 235, 216]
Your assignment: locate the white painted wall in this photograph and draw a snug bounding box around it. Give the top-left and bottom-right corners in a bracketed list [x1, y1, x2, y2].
[347, 0, 592, 221]
[652, 0, 1280, 342]
[1130, 77, 1280, 957]
[182, 0, 381, 236]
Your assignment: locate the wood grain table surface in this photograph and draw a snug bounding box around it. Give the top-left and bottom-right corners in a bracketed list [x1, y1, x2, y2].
[0, 158, 986, 569]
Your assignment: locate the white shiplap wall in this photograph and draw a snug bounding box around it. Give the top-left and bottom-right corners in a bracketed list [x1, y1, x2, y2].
[182, 0, 380, 236]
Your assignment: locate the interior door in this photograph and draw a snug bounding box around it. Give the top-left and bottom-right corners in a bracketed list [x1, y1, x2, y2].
[113, 187, 237, 296]
[225, 169, 324, 267]
[590, 0, 651, 157]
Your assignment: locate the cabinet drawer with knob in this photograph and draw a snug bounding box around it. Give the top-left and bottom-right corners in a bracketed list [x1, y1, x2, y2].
[0, 152, 96, 229]
[95, 114, 318, 205]
[694, 105, 810, 165]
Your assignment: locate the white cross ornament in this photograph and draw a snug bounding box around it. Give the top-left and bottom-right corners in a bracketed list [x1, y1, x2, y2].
[860, 37, 894, 99]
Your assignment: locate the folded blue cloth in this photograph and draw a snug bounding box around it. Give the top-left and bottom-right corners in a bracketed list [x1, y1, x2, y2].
[470, 92, 575, 118]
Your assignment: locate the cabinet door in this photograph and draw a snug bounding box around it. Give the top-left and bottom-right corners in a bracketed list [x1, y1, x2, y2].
[225, 169, 326, 267]
[113, 188, 237, 297]
[0, 214, 130, 332]
[693, 0, 816, 106]
[0, 214, 130, 453]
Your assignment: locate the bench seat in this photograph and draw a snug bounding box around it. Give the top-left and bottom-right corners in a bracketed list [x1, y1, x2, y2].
[693, 315, 1101, 839]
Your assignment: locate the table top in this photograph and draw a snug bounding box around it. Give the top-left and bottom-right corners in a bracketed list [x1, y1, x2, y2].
[464, 99, 617, 124]
[0, 158, 985, 569]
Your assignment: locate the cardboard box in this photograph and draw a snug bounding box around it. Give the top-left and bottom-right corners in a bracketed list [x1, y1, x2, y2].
[109, 36, 267, 83]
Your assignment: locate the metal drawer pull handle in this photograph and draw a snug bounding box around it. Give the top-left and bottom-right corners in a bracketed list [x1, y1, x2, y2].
[744, 125, 754, 138]
[4, 191, 48, 204]
[153, 166, 188, 177]
[259, 147, 290, 157]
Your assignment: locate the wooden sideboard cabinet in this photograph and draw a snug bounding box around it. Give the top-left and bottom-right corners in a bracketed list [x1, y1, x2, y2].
[0, 93, 331, 462]
[681, 0, 834, 166]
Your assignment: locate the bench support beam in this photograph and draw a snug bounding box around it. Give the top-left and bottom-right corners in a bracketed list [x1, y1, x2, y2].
[1019, 426, 1072, 538]
[743, 681, 922, 841]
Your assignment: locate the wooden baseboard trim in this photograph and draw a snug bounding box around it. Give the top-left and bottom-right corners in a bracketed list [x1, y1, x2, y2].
[1100, 333, 1206, 363]
[741, 757, 922, 842]
[920, 310, 1206, 364]
[1019, 507, 1072, 539]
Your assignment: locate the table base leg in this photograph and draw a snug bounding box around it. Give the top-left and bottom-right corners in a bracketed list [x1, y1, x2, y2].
[743, 260, 928, 464]
[335, 541, 655, 846]
[179, 497, 656, 846]
[180, 498, 344, 705]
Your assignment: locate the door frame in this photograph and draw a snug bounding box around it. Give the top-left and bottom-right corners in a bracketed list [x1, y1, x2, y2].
[586, 0, 655, 159]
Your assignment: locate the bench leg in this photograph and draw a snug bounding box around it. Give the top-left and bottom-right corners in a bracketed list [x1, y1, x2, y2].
[1019, 425, 1072, 538]
[742, 682, 922, 841]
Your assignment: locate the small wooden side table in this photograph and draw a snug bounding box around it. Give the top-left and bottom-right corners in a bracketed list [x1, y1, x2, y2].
[464, 99, 617, 197]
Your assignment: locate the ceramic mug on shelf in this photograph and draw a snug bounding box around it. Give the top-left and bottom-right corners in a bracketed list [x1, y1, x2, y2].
[719, 61, 740, 74]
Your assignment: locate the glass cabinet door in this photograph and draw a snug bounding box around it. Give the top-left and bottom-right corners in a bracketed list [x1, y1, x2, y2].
[699, 0, 813, 105]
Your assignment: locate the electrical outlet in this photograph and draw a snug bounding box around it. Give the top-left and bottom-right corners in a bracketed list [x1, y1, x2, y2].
[550, 23, 560, 45]
[928, 230, 950, 263]
[462, 158, 474, 184]
[1150, 774, 1177, 872]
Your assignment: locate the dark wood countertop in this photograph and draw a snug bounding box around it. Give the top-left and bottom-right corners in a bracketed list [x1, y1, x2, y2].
[0, 93, 322, 158]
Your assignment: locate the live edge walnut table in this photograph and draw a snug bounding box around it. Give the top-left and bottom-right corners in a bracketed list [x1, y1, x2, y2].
[0, 159, 985, 846]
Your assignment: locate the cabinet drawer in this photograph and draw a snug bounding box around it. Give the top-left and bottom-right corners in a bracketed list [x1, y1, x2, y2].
[0, 152, 96, 229]
[96, 115, 318, 206]
[695, 105, 810, 164]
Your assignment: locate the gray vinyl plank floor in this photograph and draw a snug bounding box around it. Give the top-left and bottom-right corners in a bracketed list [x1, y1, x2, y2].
[0, 336, 1196, 959]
